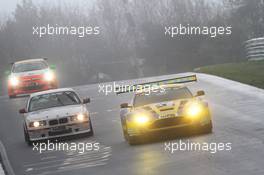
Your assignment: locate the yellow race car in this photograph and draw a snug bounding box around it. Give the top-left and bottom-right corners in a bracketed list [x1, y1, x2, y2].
[119, 75, 212, 145]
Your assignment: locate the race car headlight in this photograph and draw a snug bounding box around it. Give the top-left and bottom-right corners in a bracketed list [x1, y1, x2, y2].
[33, 121, 40, 127]
[77, 113, 85, 121]
[71, 113, 87, 122]
[44, 71, 54, 82]
[9, 76, 19, 87]
[133, 114, 150, 125]
[29, 121, 46, 128]
[186, 102, 204, 118]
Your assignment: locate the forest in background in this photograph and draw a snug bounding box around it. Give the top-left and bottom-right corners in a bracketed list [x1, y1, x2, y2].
[0, 0, 263, 88]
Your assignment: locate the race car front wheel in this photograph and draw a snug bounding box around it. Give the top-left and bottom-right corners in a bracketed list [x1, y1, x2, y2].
[122, 123, 129, 141]
[9, 95, 16, 99]
[201, 120, 213, 134]
[127, 135, 141, 145]
[86, 120, 94, 137]
[122, 122, 141, 145]
[24, 127, 33, 146]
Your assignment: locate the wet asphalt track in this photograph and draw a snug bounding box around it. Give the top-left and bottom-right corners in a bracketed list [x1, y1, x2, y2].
[0, 73, 264, 175]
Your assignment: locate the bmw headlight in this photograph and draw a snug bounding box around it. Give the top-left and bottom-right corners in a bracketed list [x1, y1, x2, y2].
[33, 121, 40, 127]
[77, 113, 85, 121]
[44, 71, 54, 82]
[29, 120, 46, 128]
[186, 101, 204, 118]
[9, 76, 19, 87]
[71, 113, 87, 122]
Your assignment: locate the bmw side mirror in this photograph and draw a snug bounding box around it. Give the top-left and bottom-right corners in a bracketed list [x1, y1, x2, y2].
[120, 103, 131, 108]
[19, 108, 27, 114]
[196, 90, 205, 97]
[83, 98, 90, 104]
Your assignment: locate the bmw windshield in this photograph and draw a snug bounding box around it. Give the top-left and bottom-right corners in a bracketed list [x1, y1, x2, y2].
[28, 91, 81, 112]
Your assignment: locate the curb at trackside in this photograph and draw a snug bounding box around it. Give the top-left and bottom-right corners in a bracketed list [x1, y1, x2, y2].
[0, 141, 15, 175]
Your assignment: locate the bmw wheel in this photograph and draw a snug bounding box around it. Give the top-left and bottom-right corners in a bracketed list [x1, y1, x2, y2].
[24, 126, 33, 146]
[87, 120, 94, 136]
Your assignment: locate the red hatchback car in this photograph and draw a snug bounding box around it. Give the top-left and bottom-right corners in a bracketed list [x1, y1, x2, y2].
[7, 58, 58, 98]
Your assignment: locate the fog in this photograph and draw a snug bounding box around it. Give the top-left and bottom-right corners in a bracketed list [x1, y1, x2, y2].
[0, 0, 94, 13]
[0, 0, 263, 95]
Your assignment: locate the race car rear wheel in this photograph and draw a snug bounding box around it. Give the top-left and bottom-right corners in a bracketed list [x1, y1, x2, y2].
[80, 120, 94, 137]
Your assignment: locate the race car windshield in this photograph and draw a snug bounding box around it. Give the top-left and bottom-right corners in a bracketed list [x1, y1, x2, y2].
[133, 87, 193, 107]
[12, 61, 48, 73]
[28, 91, 81, 112]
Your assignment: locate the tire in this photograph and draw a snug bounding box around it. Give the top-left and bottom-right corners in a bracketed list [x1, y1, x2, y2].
[87, 120, 94, 137]
[202, 121, 213, 134]
[127, 135, 140, 145]
[122, 121, 128, 141]
[9, 95, 16, 99]
[52, 83, 58, 89]
[24, 127, 33, 146]
[122, 128, 128, 141]
[122, 121, 141, 145]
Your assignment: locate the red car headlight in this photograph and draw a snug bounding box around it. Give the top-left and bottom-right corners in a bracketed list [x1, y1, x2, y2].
[44, 71, 55, 82]
[9, 76, 19, 87]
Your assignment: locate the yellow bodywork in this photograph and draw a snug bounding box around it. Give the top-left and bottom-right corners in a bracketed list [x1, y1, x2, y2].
[124, 98, 211, 136]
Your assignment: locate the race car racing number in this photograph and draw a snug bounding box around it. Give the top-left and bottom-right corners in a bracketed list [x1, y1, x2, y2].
[159, 114, 176, 119]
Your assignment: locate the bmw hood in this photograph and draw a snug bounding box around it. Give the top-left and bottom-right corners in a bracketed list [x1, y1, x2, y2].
[26, 105, 87, 121]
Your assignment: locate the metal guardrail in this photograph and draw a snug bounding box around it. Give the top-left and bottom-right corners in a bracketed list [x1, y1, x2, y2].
[245, 37, 264, 60]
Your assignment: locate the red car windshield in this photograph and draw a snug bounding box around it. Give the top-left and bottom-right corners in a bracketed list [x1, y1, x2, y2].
[12, 61, 48, 73]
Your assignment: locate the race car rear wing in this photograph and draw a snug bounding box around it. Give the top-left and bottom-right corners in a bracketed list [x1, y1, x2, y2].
[116, 74, 197, 95]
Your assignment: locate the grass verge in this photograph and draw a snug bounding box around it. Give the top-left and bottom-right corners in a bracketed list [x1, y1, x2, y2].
[195, 61, 264, 89]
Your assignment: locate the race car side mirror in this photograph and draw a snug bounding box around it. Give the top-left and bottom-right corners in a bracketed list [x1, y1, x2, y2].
[83, 98, 90, 104]
[50, 64, 56, 70]
[196, 90, 205, 97]
[19, 108, 27, 114]
[4, 70, 11, 76]
[120, 103, 131, 108]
